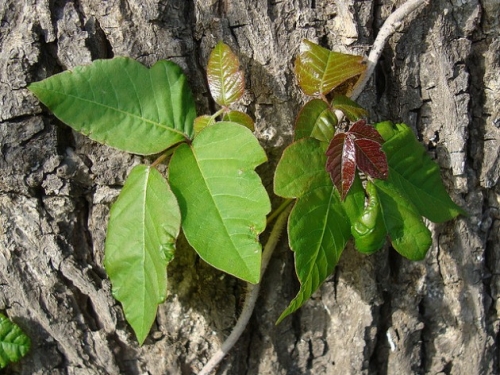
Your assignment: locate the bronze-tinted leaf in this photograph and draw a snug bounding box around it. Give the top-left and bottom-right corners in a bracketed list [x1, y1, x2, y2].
[295, 39, 366, 97]
[207, 42, 245, 106]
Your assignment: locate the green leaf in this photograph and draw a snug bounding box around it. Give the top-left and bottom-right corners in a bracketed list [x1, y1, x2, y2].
[222, 110, 255, 131]
[169, 122, 271, 284]
[351, 181, 387, 254]
[104, 165, 181, 345]
[274, 138, 363, 322]
[375, 122, 465, 222]
[29, 57, 196, 155]
[207, 42, 245, 107]
[0, 314, 31, 369]
[274, 138, 330, 198]
[294, 99, 337, 142]
[373, 179, 431, 260]
[276, 185, 351, 323]
[331, 95, 368, 121]
[295, 39, 366, 97]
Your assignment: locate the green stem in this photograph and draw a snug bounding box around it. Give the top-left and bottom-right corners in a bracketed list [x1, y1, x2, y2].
[151, 147, 176, 168]
[211, 108, 225, 121]
[267, 198, 293, 225]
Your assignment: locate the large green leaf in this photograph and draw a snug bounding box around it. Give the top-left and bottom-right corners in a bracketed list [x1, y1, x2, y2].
[169, 122, 271, 284]
[274, 138, 364, 322]
[373, 179, 431, 260]
[207, 42, 245, 107]
[375, 122, 465, 222]
[104, 165, 181, 345]
[29, 57, 196, 155]
[276, 185, 351, 323]
[294, 99, 337, 142]
[295, 39, 366, 97]
[0, 314, 31, 369]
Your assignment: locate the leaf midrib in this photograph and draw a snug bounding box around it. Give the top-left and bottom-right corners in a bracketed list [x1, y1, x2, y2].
[34, 86, 187, 137]
[139, 167, 156, 336]
[191, 145, 255, 278]
[298, 185, 340, 284]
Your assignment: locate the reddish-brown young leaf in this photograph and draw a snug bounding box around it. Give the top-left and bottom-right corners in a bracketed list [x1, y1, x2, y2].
[349, 120, 385, 143]
[354, 138, 388, 179]
[326, 120, 388, 200]
[325, 133, 356, 199]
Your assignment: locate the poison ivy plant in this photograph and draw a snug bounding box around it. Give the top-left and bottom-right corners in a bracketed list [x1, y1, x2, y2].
[28, 37, 464, 349]
[274, 39, 465, 322]
[29, 42, 270, 345]
[0, 314, 31, 369]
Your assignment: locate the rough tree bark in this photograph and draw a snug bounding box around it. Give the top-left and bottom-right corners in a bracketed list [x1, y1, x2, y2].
[0, 0, 498, 374]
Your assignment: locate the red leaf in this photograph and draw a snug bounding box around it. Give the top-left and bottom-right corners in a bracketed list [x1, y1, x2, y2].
[349, 120, 385, 143]
[325, 120, 388, 200]
[326, 133, 356, 199]
[354, 138, 388, 179]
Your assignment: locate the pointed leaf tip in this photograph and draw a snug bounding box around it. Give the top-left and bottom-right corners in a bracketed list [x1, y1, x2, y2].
[29, 57, 196, 155]
[105, 165, 181, 344]
[169, 122, 271, 284]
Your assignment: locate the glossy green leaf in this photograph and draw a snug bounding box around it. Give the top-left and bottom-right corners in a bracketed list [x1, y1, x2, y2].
[352, 181, 387, 254]
[274, 138, 364, 322]
[276, 185, 351, 323]
[373, 179, 431, 260]
[169, 122, 271, 284]
[29, 57, 196, 155]
[104, 165, 181, 345]
[295, 39, 366, 96]
[375, 122, 465, 222]
[331, 95, 368, 121]
[207, 42, 245, 107]
[294, 99, 337, 142]
[0, 314, 31, 369]
[222, 110, 255, 131]
[194, 115, 215, 135]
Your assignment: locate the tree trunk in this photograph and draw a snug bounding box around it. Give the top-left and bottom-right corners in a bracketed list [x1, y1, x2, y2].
[1, 0, 498, 374]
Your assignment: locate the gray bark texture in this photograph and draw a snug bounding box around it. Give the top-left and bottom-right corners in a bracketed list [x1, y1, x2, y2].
[1, 0, 499, 374]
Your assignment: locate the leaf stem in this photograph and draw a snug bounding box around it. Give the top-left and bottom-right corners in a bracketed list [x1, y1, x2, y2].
[198, 204, 292, 375]
[151, 147, 176, 168]
[267, 198, 293, 225]
[211, 108, 225, 121]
